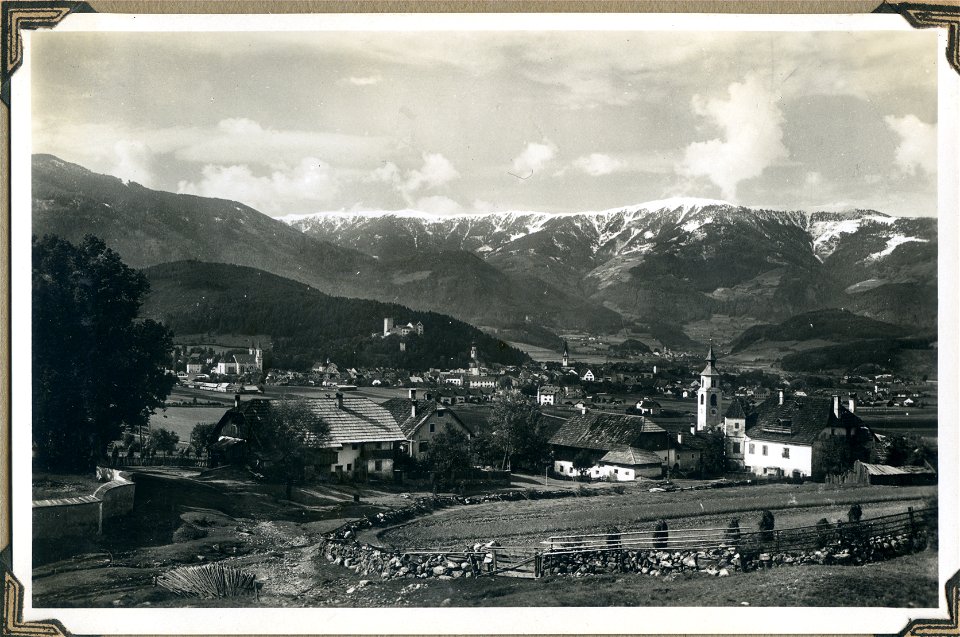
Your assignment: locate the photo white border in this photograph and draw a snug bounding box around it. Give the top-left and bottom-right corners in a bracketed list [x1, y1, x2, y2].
[10, 10, 959, 635]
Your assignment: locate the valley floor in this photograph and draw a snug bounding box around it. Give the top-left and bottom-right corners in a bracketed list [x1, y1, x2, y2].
[30, 471, 938, 613]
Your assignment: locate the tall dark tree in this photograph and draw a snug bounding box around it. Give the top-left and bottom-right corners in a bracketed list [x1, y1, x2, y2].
[260, 398, 329, 498]
[424, 428, 472, 488]
[480, 391, 549, 471]
[33, 235, 175, 470]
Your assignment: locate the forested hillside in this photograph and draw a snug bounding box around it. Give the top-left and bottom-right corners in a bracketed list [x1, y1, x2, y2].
[140, 261, 530, 370]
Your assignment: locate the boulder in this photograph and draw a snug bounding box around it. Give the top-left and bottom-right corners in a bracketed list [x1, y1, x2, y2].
[432, 565, 448, 576]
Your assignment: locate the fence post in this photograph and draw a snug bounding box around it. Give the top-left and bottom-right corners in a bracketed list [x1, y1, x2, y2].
[775, 530, 780, 553]
[907, 507, 916, 539]
[534, 551, 541, 578]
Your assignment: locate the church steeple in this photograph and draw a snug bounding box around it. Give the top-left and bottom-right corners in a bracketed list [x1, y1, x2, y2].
[697, 341, 722, 431]
[561, 340, 569, 367]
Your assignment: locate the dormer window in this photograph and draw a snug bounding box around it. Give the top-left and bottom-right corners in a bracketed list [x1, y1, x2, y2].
[762, 418, 793, 435]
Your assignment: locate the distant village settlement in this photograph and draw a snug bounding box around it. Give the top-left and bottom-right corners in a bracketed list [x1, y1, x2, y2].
[162, 320, 936, 485]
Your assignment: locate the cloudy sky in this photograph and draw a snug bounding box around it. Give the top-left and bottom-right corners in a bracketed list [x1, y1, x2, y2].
[31, 26, 939, 217]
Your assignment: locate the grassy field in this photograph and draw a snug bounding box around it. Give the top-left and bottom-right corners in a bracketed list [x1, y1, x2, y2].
[380, 482, 936, 549]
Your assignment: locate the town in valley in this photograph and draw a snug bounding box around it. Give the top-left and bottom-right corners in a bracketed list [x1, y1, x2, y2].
[25, 23, 942, 615]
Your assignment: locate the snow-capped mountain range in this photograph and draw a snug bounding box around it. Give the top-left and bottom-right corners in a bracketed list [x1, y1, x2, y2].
[32, 153, 937, 346]
[281, 199, 930, 263]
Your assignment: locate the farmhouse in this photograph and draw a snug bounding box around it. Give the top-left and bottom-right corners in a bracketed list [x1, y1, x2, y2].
[537, 385, 561, 406]
[742, 392, 872, 480]
[381, 389, 471, 459]
[210, 394, 405, 480]
[549, 412, 669, 480]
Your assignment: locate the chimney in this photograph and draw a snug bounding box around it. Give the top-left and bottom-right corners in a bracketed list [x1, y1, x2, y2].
[336, 392, 344, 410]
[579, 405, 587, 415]
[848, 394, 857, 414]
[409, 388, 417, 401]
[778, 389, 785, 405]
[411, 401, 418, 419]
[689, 425, 695, 436]
[234, 393, 241, 409]
[832, 395, 840, 418]
[677, 432, 683, 445]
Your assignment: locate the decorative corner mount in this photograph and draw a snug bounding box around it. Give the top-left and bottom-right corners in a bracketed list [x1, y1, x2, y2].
[1, 1, 91, 93]
[884, 2, 960, 75]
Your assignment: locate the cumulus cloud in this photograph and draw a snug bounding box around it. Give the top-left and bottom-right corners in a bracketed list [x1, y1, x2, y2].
[403, 153, 460, 193]
[109, 140, 155, 186]
[347, 75, 382, 86]
[677, 74, 788, 201]
[573, 153, 624, 176]
[364, 153, 460, 205]
[885, 114, 936, 176]
[511, 141, 557, 176]
[176, 157, 339, 214]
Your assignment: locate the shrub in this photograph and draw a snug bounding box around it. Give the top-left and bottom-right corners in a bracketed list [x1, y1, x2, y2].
[815, 518, 833, 548]
[847, 503, 863, 523]
[759, 510, 775, 542]
[653, 519, 669, 549]
[725, 518, 741, 543]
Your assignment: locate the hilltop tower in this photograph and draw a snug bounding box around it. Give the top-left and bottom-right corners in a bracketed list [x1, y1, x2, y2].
[696, 343, 722, 431]
[562, 340, 569, 367]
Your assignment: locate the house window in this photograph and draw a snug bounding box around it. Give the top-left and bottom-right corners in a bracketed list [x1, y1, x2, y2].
[614, 468, 619, 474]
[762, 445, 768, 456]
[346, 463, 352, 471]
[375, 460, 383, 471]
[734, 423, 739, 430]
[732, 442, 740, 453]
[749, 443, 755, 454]
[782, 447, 790, 459]
[419, 441, 429, 453]
[429, 422, 436, 433]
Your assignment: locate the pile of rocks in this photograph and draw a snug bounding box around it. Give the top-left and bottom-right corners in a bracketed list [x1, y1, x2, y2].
[538, 529, 928, 578]
[319, 538, 492, 581]
[541, 547, 739, 578]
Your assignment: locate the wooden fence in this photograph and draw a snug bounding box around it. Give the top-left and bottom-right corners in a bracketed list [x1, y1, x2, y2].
[542, 507, 935, 556]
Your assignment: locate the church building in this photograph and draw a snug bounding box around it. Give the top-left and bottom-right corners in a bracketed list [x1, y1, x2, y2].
[696, 345, 722, 431]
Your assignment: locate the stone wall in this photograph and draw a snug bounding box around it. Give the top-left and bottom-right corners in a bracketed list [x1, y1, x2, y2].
[33, 467, 135, 542]
[317, 515, 930, 582]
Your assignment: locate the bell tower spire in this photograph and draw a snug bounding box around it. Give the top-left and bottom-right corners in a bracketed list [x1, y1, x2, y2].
[697, 341, 722, 431]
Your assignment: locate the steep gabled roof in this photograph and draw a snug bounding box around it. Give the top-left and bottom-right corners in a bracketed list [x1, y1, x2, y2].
[381, 398, 471, 439]
[724, 398, 748, 419]
[303, 397, 406, 446]
[745, 394, 862, 445]
[380, 398, 434, 437]
[549, 413, 666, 451]
[600, 446, 663, 467]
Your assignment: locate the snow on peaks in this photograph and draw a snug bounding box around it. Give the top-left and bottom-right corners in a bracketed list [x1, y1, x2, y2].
[633, 197, 736, 216]
[865, 235, 929, 261]
[809, 212, 896, 259]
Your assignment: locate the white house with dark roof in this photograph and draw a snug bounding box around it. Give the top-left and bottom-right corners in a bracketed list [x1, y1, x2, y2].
[299, 396, 405, 478]
[549, 412, 669, 480]
[743, 392, 871, 479]
[381, 389, 471, 459]
[598, 447, 663, 481]
[210, 395, 405, 480]
[537, 385, 561, 406]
